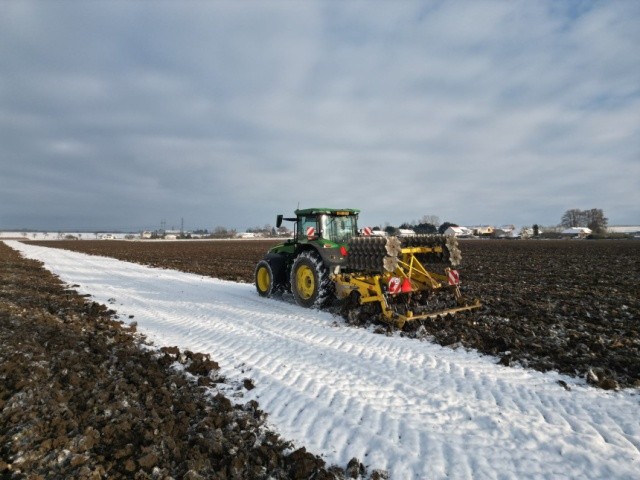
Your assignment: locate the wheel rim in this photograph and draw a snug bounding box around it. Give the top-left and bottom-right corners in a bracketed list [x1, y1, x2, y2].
[296, 264, 315, 299]
[256, 266, 271, 292]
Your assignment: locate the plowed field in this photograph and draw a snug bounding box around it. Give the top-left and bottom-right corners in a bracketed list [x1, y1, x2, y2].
[0, 242, 346, 479]
[28, 239, 640, 389]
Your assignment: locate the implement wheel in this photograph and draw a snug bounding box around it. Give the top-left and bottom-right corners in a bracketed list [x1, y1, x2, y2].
[290, 251, 332, 308]
[255, 260, 275, 297]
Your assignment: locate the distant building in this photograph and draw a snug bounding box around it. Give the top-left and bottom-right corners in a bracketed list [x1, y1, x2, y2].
[561, 227, 592, 238]
[444, 226, 473, 237]
[397, 228, 416, 236]
[468, 225, 494, 236]
[608, 226, 640, 236]
[493, 225, 517, 238]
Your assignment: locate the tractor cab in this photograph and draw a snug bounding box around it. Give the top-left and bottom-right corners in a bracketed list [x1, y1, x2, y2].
[272, 208, 360, 271]
[290, 208, 359, 245]
[276, 208, 360, 246]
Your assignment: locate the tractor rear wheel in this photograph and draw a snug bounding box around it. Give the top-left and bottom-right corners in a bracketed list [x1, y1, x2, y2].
[290, 251, 333, 308]
[255, 260, 275, 297]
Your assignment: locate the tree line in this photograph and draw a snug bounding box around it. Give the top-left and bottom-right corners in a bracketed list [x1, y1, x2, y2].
[560, 208, 608, 233]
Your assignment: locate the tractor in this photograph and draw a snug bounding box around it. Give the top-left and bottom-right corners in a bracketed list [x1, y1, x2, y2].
[254, 208, 480, 328]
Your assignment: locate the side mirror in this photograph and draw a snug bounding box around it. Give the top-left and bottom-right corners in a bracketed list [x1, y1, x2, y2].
[276, 214, 283, 228]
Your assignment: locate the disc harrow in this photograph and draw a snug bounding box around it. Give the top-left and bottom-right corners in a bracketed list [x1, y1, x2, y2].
[335, 234, 480, 328]
[346, 234, 459, 273]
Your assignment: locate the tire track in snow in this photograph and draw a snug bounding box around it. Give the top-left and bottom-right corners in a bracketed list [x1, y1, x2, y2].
[9, 241, 640, 480]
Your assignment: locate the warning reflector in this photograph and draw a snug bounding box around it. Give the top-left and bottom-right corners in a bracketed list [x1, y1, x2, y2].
[388, 277, 402, 294]
[447, 269, 460, 285]
[363, 227, 372, 236]
[306, 226, 316, 239]
[401, 277, 413, 293]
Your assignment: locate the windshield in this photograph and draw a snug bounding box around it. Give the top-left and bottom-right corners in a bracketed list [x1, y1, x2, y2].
[320, 214, 358, 244]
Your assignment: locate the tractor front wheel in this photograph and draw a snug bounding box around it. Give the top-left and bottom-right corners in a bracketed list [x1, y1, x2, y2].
[290, 251, 333, 308]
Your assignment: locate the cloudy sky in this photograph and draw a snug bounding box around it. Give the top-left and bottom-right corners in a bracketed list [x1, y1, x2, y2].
[1, 0, 638, 232]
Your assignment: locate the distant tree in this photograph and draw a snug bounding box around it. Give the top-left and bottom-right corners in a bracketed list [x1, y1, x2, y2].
[533, 224, 540, 237]
[414, 222, 438, 234]
[561, 209, 585, 228]
[384, 225, 397, 235]
[420, 215, 440, 227]
[277, 225, 289, 235]
[438, 222, 458, 234]
[585, 208, 608, 233]
[560, 208, 607, 233]
[213, 226, 229, 238]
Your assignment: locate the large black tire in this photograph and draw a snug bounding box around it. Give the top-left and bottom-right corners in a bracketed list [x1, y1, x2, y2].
[255, 260, 275, 297]
[290, 251, 333, 308]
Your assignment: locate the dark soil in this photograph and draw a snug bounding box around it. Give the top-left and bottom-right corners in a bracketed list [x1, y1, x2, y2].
[29, 238, 640, 390]
[458, 240, 639, 389]
[0, 243, 376, 479]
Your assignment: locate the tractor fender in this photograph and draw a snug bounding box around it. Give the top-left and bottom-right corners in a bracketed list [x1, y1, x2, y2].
[301, 244, 346, 271]
[263, 252, 288, 286]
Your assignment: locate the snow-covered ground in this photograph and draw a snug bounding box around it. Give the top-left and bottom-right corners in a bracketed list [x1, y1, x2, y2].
[7, 240, 640, 479]
[0, 231, 132, 240]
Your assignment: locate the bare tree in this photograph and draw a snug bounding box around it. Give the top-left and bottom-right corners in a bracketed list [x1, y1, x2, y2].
[213, 226, 229, 238]
[561, 209, 585, 228]
[561, 208, 608, 233]
[420, 215, 440, 227]
[585, 208, 608, 233]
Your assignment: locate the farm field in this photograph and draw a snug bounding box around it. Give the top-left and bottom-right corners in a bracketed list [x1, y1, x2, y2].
[0, 242, 341, 479]
[6, 239, 640, 479]
[29, 238, 640, 389]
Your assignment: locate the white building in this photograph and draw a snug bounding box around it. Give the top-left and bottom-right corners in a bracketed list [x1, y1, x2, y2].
[608, 226, 640, 235]
[467, 225, 494, 236]
[561, 227, 592, 238]
[444, 226, 473, 237]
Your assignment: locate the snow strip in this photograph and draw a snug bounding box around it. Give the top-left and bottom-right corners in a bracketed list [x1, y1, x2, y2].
[7, 241, 640, 479]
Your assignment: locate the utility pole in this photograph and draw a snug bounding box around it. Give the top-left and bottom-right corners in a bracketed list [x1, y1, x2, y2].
[181, 217, 184, 236]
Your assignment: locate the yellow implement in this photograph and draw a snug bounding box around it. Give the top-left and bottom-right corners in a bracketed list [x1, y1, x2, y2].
[334, 241, 481, 329]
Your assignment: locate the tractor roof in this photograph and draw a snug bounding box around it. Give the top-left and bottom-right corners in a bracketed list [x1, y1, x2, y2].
[295, 208, 360, 216]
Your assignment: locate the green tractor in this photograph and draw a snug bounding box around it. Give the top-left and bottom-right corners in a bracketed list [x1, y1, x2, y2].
[254, 208, 481, 328]
[255, 208, 358, 308]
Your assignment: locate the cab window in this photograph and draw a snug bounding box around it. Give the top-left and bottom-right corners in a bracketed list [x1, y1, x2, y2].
[321, 215, 357, 243]
[298, 216, 318, 240]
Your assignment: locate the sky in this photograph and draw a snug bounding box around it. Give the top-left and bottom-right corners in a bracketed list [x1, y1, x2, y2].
[1, 0, 639, 232]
